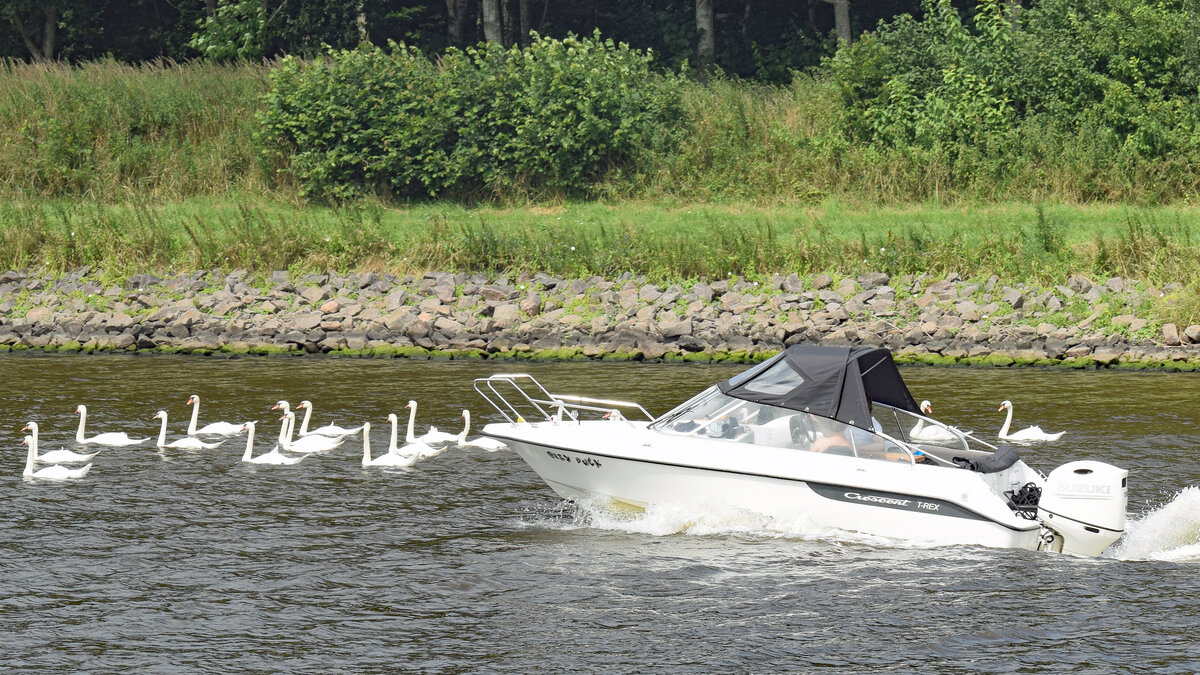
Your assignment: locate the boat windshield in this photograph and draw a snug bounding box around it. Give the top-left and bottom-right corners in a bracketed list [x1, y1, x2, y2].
[651, 388, 916, 462]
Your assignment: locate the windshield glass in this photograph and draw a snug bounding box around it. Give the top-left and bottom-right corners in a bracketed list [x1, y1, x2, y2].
[873, 404, 972, 451]
[652, 389, 913, 461]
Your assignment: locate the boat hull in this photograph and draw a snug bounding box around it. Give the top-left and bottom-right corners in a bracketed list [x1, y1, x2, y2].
[486, 421, 1042, 551]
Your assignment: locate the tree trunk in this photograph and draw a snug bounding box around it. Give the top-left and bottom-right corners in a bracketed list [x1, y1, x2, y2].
[11, 1, 57, 62]
[833, 0, 851, 46]
[695, 0, 714, 70]
[206, 0, 218, 19]
[501, 0, 516, 46]
[445, 0, 469, 46]
[518, 0, 534, 44]
[42, 1, 55, 58]
[482, 0, 503, 44]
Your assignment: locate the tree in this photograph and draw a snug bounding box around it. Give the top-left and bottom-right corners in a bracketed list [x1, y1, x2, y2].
[445, 0, 469, 45]
[482, 0, 502, 43]
[3, 0, 58, 61]
[825, 0, 852, 45]
[696, 0, 714, 69]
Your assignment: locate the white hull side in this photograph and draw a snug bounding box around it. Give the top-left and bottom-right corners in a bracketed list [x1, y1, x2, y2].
[486, 421, 1042, 551]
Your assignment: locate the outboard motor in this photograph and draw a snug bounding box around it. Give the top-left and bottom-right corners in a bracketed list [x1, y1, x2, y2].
[1037, 461, 1128, 557]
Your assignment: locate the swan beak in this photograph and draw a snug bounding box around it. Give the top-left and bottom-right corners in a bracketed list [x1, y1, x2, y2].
[21, 424, 29, 431]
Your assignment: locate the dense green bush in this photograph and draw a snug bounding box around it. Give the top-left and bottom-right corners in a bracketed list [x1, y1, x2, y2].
[257, 32, 687, 201]
[824, 0, 1200, 200]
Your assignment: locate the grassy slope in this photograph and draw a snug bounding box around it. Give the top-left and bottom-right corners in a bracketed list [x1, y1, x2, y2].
[3, 197, 1196, 280]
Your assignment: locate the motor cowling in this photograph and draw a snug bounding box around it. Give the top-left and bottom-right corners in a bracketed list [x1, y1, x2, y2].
[1037, 461, 1128, 557]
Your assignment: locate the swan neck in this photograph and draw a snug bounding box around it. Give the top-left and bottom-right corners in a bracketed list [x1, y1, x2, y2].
[188, 397, 200, 435]
[243, 426, 254, 460]
[406, 404, 417, 443]
[459, 411, 470, 442]
[76, 407, 86, 443]
[24, 436, 36, 475]
[1000, 404, 1013, 437]
[299, 405, 312, 436]
[157, 415, 168, 447]
[388, 417, 398, 452]
[362, 432, 372, 463]
[280, 413, 295, 449]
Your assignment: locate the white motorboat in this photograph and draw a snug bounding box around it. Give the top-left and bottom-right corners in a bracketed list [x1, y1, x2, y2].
[476, 345, 1128, 557]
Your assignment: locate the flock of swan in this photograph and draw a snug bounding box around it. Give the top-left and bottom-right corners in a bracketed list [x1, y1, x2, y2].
[20, 396, 507, 481]
[910, 399, 1065, 443]
[19, 393, 1062, 481]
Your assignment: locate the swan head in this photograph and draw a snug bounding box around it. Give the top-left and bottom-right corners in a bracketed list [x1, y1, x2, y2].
[461, 409, 470, 419]
[999, 400, 1012, 411]
[21, 435, 31, 446]
[187, 394, 199, 406]
[361, 421, 371, 434]
[22, 421, 36, 433]
[153, 410, 167, 420]
[387, 413, 397, 423]
[405, 400, 417, 409]
[271, 400, 290, 412]
[75, 404, 85, 415]
[241, 421, 255, 433]
[298, 400, 312, 410]
[920, 400, 932, 414]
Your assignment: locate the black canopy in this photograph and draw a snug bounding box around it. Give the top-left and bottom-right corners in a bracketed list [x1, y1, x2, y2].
[718, 345, 920, 429]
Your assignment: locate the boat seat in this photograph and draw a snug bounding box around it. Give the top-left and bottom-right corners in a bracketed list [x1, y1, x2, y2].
[953, 444, 1021, 473]
[751, 414, 807, 449]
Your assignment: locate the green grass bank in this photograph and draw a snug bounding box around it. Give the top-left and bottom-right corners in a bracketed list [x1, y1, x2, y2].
[4, 198, 1200, 327]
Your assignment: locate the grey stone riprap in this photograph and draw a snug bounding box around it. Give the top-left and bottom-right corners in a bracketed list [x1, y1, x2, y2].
[1, 269, 1199, 366]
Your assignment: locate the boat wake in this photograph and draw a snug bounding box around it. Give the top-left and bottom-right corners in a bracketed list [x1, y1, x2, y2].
[522, 496, 942, 549]
[1110, 485, 1200, 562]
[520, 487, 1200, 562]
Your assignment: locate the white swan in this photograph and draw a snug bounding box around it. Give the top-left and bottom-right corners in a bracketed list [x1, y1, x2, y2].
[386, 413, 438, 460]
[362, 422, 420, 467]
[154, 411, 225, 449]
[22, 422, 99, 463]
[404, 400, 458, 445]
[22, 435, 91, 480]
[909, 401, 961, 442]
[998, 400, 1064, 442]
[240, 420, 306, 465]
[455, 410, 508, 451]
[271, 400, 291, 416]
[186, 394, 244, 436]
[278, 411, 345, 454]
[74, 404, 151, 446]
[296, 400, 365, 437]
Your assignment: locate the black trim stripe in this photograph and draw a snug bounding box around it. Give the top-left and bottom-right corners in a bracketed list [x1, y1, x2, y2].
[1039, 508, 1125, 533]
[487, 431, 1040, 533]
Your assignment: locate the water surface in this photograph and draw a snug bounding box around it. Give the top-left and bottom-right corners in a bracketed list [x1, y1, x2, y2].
[3, 353, 1199, 672]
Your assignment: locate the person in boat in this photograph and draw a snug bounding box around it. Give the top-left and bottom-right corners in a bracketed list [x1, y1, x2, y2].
[809, 395, 926, 463]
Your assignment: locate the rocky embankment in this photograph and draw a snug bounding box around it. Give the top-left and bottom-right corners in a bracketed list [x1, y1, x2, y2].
[1, 268, 1199, 369]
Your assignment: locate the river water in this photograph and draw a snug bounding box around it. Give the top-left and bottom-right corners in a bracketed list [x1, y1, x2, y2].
[3, 353, 1199, 672]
